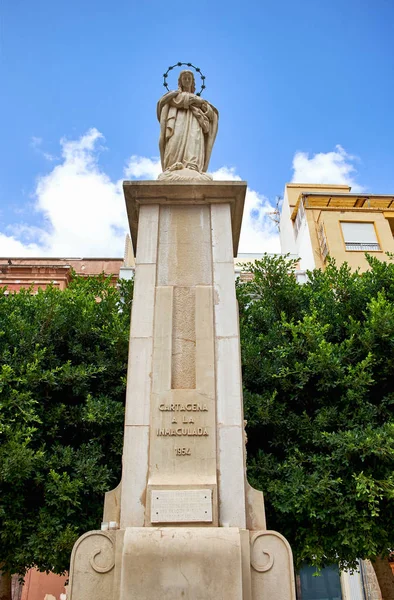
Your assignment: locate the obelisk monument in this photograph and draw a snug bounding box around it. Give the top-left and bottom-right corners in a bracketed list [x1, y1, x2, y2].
[68, 64, 296, 600]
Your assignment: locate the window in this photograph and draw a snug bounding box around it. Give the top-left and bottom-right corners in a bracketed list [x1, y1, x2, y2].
[297, 564, 342, 600]
[340, 222, 380, 251]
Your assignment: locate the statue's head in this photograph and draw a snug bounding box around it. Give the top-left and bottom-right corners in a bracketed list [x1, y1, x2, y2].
[178, 70, 195, 93]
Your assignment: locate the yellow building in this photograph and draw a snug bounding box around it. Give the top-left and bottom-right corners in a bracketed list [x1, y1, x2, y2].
[280, 183, 394, 271]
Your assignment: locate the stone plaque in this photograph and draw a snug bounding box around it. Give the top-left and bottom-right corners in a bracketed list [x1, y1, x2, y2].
[151, 489, 212, 523]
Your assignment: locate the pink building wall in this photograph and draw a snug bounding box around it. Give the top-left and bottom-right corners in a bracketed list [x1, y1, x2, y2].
[20, 570, 67, 600]
[0, 257, 124, 292]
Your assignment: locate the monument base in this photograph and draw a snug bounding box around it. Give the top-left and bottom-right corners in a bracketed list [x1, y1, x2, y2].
[68, 525, 295, 600]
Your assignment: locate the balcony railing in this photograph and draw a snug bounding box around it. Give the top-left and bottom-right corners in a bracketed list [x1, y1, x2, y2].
[345, 242, 380, 251]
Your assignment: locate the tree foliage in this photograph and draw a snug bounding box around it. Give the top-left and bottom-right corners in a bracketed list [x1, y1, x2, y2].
[238, 254, 394, 572]
[0, 274, 132, 575]
[2, 255, 394, 582]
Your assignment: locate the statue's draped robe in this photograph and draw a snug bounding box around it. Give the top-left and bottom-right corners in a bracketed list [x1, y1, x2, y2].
[157, 91, 218, 173]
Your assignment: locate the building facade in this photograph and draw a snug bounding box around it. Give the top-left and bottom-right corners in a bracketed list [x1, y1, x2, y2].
[280, 183, 394, 272]
[0, 257, 133, 292]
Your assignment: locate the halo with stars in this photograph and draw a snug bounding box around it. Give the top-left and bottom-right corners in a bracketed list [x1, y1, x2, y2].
[162, 62, 206, 96]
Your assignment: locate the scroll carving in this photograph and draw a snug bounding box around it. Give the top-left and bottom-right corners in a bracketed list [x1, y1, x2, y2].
[89, 534, 115, 573]
[68, 530, 116, 600]
[250, 532, 275, 573]
[249, 530, 297, 600]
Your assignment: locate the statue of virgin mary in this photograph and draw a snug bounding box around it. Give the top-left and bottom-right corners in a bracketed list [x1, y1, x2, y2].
[157, 70, 219, 181]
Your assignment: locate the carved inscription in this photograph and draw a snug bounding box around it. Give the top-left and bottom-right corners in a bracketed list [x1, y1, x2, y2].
[156, 427, 208, 436]
[174, 447, 191, 455]
[151, 489, 213, 523]
[157, 403, 209, 454]
[159, 403, 209, 412]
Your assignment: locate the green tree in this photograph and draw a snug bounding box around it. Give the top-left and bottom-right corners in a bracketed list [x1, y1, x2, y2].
[0, 274, 132, 598]
[237, 254, 394, 599]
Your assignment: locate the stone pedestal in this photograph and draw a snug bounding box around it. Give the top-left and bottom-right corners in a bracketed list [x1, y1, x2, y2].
[68, 181, 296, 600]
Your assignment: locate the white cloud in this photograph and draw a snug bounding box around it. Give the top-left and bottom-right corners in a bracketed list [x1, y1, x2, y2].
[0, 232, 42, 255]
[291, 144, 364, 192]
[0, 131, 279, 257]
[238, 188, 280, 253]
[0, 129, 128, 257]
[124, 155, 162, 180]
[33, 128, 129, 256]
[210, 167, 280, 253]
[211, 166, 241, 182]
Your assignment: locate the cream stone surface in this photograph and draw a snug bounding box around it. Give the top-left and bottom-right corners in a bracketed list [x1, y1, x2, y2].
[103, 482, 121, 524]
[120, 527, 243, 600]
[216, 336, 243, 425]
[213, 260, 239, 337]
[123, 181, 246, 256]
[148, 387, 217, 484]
[195, 285, 215, 396]
[157, 204, 212, 287]
[218, 425, 246, 527]
[211, 202, 234, 263]
[146, 202, 218, 494]
[245, 483, 267, 531]
[151, 286, 173, 394]
[120, 425, 149, 528]
[134, 204, 159, 264]
[211, 200, 247, 529]
[118, 202, 158, 530]
[148, 282, 217, 485]
[129, 263, 156, 338]
[250, 531, 296, 600]
[172, 286, 196, 389]
[124, 337, 152, 426]
[240, 529, 253, 600]
[69, 180, 296, 600]
[68, 531, 117, 600]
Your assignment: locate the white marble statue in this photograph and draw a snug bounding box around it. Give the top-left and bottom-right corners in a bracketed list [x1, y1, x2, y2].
[157, 70, 218, 180]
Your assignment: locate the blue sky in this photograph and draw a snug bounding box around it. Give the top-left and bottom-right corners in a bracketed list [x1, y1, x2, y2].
[1, 0, 394, 256]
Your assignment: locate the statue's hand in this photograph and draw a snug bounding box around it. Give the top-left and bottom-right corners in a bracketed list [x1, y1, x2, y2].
[190, 96, 204, 106]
